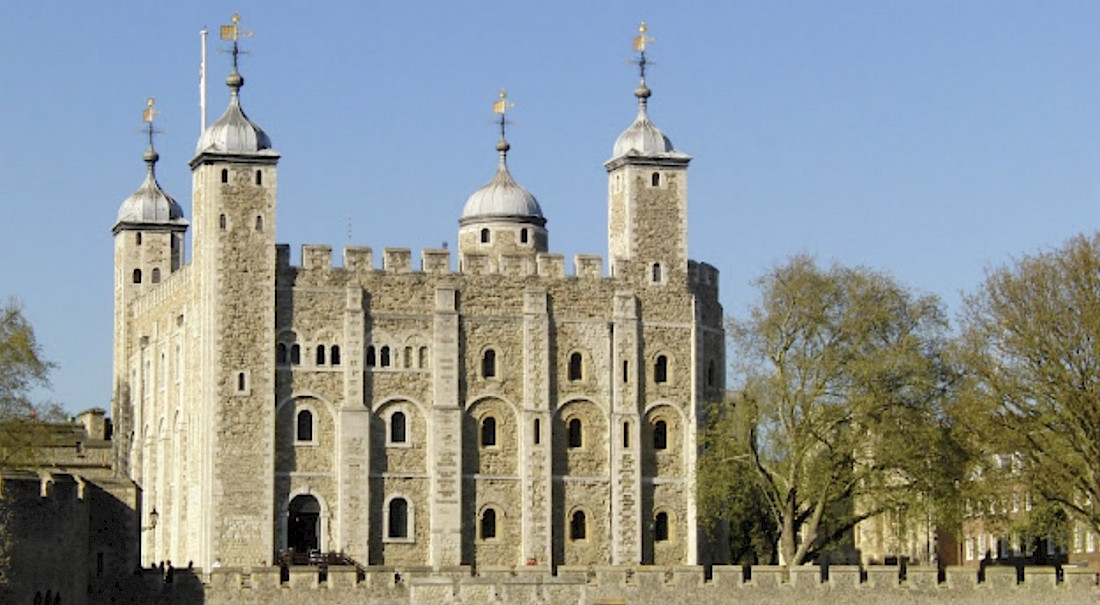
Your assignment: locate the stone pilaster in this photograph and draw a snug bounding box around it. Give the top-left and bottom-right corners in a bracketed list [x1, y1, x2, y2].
[338, 285, 369, 560]
[430, 284, 462, 566]
[522, 288, 552, 566]
[611, 291, 642, 564]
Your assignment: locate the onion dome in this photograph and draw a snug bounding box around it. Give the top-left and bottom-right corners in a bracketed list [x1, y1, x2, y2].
[195, 71, 273, 155]
[611, 82, 684, 159]
[115, 146, 186, 229]
[461, 138, 545, 225]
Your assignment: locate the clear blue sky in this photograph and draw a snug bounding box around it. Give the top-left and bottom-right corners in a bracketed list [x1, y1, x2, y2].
[3, 2, 1099, 416]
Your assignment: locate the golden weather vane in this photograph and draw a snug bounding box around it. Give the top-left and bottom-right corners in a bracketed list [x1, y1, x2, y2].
[142, 97, 158, 124]
[220, 12, 254, 72]
[493, 88, 515, 141]
[633, 21, 654, 53]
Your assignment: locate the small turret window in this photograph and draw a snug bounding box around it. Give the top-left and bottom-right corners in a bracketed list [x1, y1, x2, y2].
[520, 228, 529, 244]
[221, 168, 228, 183]
[151, 268, 161, 283]
[219, 214, 227, 230]
[655, 355, 669, 384]
[480, 508, 497, 540]
[331, 345, 341, 366]
[255, 170, 262, 185]
[135, 232, 143, 245]
[652, 262, 663, 283]
[568, 352, 583, 381]
[481, 349, 497, 378]
[390, 411, 407, 444]
[132, 269, 142, 284]
[651, 172, 660, 187]
[255, 215, 264, 232]
[480, 228, 490, 244]
[570, 510, 587, 540]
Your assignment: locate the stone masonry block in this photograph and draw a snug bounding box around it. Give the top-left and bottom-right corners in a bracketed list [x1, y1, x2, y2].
[302, 244, 332, 269]
[344, 246, 373, 271]
[383, 247, 412, 272]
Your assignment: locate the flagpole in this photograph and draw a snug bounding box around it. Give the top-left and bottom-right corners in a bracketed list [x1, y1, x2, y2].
[200, 27, 208, 133]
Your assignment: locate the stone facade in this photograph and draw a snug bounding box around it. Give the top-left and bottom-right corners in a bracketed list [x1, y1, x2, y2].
[111, 40, 723, 573]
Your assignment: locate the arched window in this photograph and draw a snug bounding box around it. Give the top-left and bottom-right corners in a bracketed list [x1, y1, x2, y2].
[481, 416, 497, 447]
[255, 169, 263, 185]
[404, 346, 412, 368]
[482, 349, 496, 378]
[654, 355, 668, 383]
[276, 343, 288, 364]
[290, 344, 301, 365]
[623, 360, 629, 383]
[520, 228, 529, 244]
[255, 215, 264, 231]
[296, 409, 313, 442]
[570, 510, 586, 540]
[135, 232, 142, 245]
[380, 346, 391, 367]
[219, 214, 227, 230]
[151, 268, 161, 283]
[316, 345, 326, 365]
[623, 422, 631, 448]
[388, 498, 409, 539]
[331, 345, 341, 366]
[132, 269, 142, 284]
[568, 352, 583, 381]
[237, 372, 247, 392]
[418, 346, 428, 368]
[480, 228, 490, 244]
[655, 512, 669, 541]
[653, 420, 668, 450]
[651, 172, 660, 186]
[390, 411, 407, 444]
[366, 346, 376, 367]
[480, 508, 497, 540]
[568, 418, 583, 448]
[221, 168, 228, 183]
[652, 262, 662, 283]
[533, 418, 541, 444]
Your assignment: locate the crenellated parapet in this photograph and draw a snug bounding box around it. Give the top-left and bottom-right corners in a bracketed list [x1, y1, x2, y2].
[125, 564, 1100, 605]
[277, 243, 629, 282]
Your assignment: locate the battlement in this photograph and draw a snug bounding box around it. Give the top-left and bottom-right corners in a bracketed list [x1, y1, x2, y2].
[277, 243, 621, 281]
[119, 564, 1099, 605]
[130, 263, 192, 317]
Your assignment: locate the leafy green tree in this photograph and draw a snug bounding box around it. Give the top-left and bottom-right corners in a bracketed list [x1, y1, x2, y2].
[0, 297, 59, 470]
[955, 232, 1100, 536]
[714, 255, 960, 565]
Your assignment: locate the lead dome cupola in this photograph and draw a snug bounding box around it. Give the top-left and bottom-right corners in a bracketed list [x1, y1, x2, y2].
[461, 138, 545, 223]
[195, 70, 273, 155]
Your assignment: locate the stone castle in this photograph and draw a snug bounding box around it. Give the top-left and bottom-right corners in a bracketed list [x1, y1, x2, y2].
[110, 22, 725, 572]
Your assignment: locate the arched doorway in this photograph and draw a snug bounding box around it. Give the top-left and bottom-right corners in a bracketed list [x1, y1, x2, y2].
[287, 494, 321, 554]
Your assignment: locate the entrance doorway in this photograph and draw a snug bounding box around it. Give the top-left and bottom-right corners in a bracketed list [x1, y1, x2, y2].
[287, 494, 321, 554]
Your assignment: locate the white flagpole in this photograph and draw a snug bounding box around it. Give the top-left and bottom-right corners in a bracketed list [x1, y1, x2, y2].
[200, 27, 208, 133]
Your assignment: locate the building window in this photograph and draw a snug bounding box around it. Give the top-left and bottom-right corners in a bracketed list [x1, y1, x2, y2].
[568, 418, 583, 448]
[480, 508, 497, 540]
[135, 232, 142, 245]
[568, 352, 583, 381]
[654, 355, 668, 383]
[296, 409, 313, 442]
[255, 215, 264, 231]
[480, 228, 490, 244]
[331, 345, 341, 366]
[380, 346, 391, 367]
[533, 418, 541, 445]
[390, 411, 406, 444]
[623, 360, 629, 382]
[219, 214, 227, 230]
[236, 371, 247, 393]
[520, 228, 529, 244]
[316, 345, 326, 365]
[651, 262, 662, 283]
[481, 416, 497, 447]
[276, 343, 288, 364]
[151, 268, 161, 283]
[570, 510, 586, 540]
[290, 344, 301, 365]
[651, 172, 660, 187]
[623, 422, 630, 448]
[482, 349, 496, 378]
[653, 420, 667, 450]
[388, 498, 409, 539]
[418, 346, 428, 368]
[255, 169, 262, 185]
[366, 346, 376, 367]
[655, 512, 669, 541]
[404, 346, 412, 368]
[133, 269, 142, 284]
[221, 168, 228, 183]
